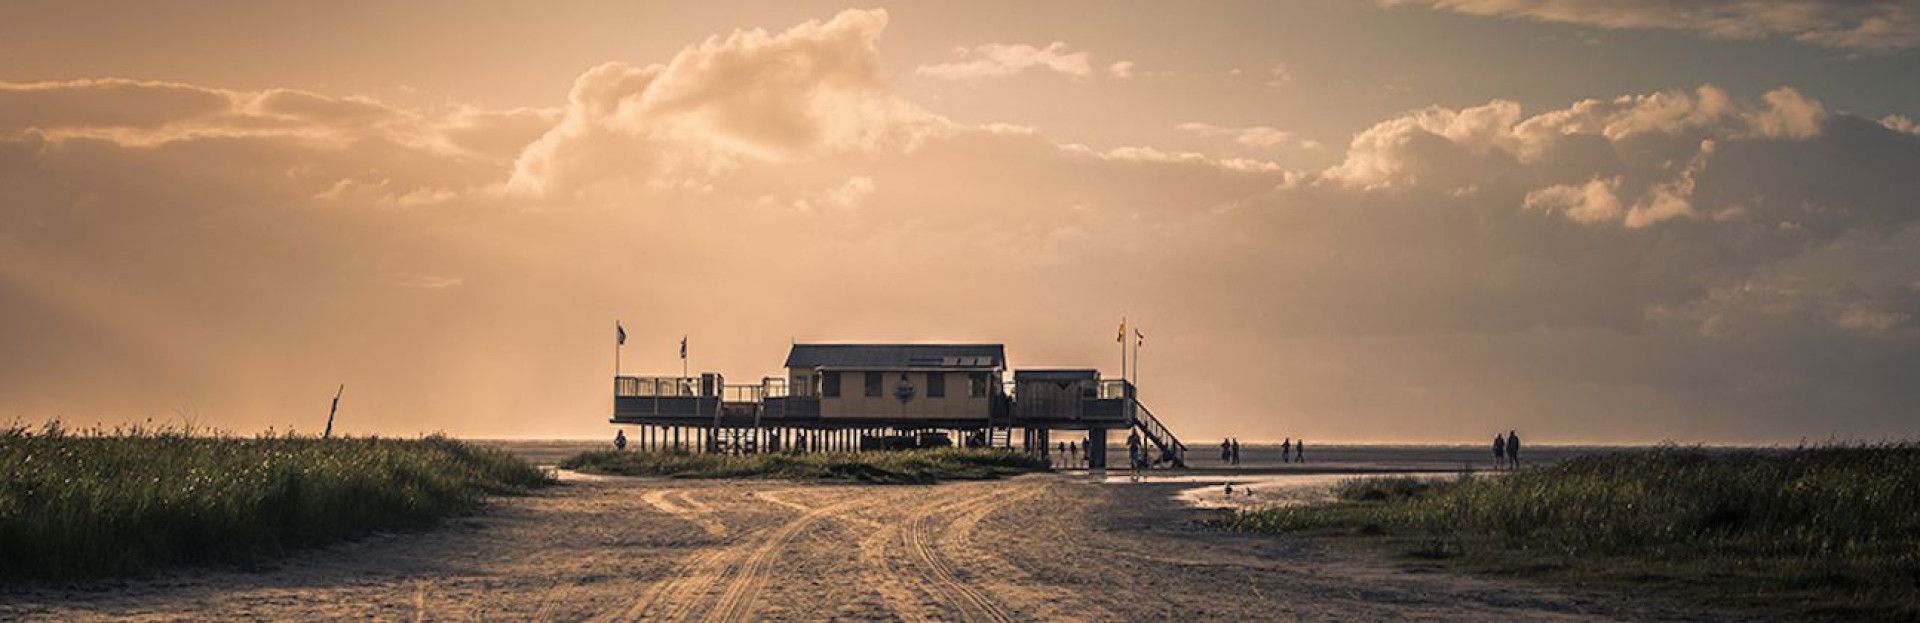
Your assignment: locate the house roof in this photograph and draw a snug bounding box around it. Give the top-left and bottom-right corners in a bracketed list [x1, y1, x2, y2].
[785, 343, 1005, 370]
[1014, 369, 1099, 381]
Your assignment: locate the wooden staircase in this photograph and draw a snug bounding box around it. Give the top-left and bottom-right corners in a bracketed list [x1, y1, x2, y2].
[1132, 402, 1187, 468]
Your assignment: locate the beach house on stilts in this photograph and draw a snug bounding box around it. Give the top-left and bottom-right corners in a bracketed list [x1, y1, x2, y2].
[610, 342, 1186, 468]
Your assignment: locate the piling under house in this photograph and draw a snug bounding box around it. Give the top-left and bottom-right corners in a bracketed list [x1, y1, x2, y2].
[610, 342, 1185, 468]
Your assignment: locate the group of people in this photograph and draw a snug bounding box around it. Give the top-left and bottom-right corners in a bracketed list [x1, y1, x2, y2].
[1219, 438, 1242, 464]
[1217, 438, 1305, 465]
[1053, 440, 1082, 468]
[1492, 429, 1522, 469]
[1279, 437, 1304, 463]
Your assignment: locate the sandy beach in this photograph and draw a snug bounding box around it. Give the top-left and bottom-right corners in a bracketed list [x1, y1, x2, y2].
[0, 468, 1730, 622]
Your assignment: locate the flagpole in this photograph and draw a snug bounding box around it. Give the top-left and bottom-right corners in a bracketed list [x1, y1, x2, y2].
[1119, 317, 1127, 384]
[1121, 330, 1136, 394]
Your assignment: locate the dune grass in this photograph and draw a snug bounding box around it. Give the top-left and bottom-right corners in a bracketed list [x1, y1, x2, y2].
[559, 447, 1049, 484]
[0, 422, 550, 582]
[1226, 445, 1920, 620]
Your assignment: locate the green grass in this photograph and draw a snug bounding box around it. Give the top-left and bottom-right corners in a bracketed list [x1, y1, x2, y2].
[559, 447, 1050, 484]
[0, 422, 550, 582]
[1226, 445, 1920, 620]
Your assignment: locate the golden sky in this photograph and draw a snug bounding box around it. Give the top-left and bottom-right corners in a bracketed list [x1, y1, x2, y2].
[3, 2, 1918, 442]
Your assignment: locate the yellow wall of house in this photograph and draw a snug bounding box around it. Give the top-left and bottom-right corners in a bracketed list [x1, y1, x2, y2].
[791, 367, 994, 419]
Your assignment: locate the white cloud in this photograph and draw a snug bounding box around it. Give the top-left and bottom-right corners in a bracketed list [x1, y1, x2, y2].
[1524, 175, 1623, 224]
[1177, 122, 1302, 148]
[1106, 60, 1136, 79]
[915, 41, 1094, 80]
[1385, 0, 1920, 52]
[1323, 86, 1824, 195]
[793, 175, 876, 211]
[508, 8, 948, 197]
[1882, 114, 1920, 135]
[1267, 62, 1292, 86]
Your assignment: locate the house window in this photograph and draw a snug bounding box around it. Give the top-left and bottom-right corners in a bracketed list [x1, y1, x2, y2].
[969, 372, 988, 397]
[821, 372, 840, 398]
[865, 371, 884, 397]
[926, 372, 945, 398]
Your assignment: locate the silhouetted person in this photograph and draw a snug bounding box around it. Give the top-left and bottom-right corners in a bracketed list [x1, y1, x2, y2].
[1229, 438, 1241, 465]
[1127, 431, 1144, 480]
[1282, 438, 1292, 464]
[1506, 430, 1521, 468]
[1220, 438, 1232, 463]
[614, 429, 627, 451]
[1069, 441, 1079, 466]
[1295, 439, 1305, 463]
[1493, 434, 1506, 470]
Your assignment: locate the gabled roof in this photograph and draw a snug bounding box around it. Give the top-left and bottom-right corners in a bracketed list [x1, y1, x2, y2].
[785, 343, 1005, 369]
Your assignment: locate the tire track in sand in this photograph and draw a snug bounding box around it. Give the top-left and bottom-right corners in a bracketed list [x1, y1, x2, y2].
[604, 487, 743, 623]
[642, 488, 729, 538]
[857, 483, 1031, 622]
[941, 483, 1115, 621]
[905, 489, 1016, 622]
[614, 486, 886, 622]
[699, 492, 878, 623]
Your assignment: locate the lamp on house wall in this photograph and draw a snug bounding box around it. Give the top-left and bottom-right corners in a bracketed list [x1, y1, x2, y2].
[894, 372, 915, 421]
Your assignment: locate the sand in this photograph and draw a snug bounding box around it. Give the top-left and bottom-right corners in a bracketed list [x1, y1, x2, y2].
[0, 473, 1726, 621]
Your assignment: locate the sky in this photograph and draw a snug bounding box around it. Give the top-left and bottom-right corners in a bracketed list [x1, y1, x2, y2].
[2, 1, 1918, 443]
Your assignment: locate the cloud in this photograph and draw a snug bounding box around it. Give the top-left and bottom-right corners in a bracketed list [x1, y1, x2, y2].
[1267, 62, 1292, 86]
[1322, 85, 1826, 192]
[0, 78, 233, 130]
[915, 41, 1095, 80]
[508, 8, 945, 198]
[1523, 175, 1623, 224]
[1883, 114, 1920, 135]
[1176, 122, 1304, 148]
[1106, 60, 1136, 79]
[1385, 0, 1920, 52]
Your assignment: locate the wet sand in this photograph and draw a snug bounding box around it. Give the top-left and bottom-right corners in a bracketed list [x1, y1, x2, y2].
[0, 472, 1728, 621]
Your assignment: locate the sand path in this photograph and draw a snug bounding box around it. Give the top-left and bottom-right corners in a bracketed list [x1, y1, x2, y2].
[0, 474, 1726, 621]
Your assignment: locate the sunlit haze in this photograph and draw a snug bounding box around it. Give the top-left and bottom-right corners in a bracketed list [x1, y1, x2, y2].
[4, 1, 1918, 443]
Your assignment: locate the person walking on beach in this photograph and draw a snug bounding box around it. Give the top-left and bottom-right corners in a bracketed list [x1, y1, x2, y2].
[1127, 431, 1144, 480]
[1220, 438, 1232, 463]
[1281, 438, 1292, 464]
[1294, 439, 1305, 463]
[1493, 434, 1507, 470]
[1229, 438, 1241, 466]
[1069, 441, 1079, 467]
[615, 429, 628, 451]
[1506, 430, 1521, 468]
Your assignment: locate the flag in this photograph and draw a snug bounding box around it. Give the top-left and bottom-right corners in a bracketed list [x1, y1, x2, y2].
[616, 322, 626, 346]
[679, 335, 688, 359]
[1135, 328, 1144, 346]
[1116, 318, 1126, 343]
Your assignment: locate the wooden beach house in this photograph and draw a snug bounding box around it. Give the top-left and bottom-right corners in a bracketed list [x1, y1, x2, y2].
[610, 342, 1185, 468]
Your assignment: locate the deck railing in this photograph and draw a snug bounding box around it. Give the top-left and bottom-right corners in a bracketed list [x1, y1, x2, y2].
[722, 384, 764, 403]
[615, 376, 700, 398]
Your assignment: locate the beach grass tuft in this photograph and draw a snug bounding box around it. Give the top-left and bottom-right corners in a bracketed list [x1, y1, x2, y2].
[1227, 444, 1920, 620]
[0, 422, 550, 582]
[558, 447, 1049, 484]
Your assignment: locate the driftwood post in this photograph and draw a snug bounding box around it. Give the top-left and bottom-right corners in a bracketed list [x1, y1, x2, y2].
[324, 384, 343, 438]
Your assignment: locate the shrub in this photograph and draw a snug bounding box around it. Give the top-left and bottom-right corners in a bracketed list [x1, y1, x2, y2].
[0, 423, 550, 581]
